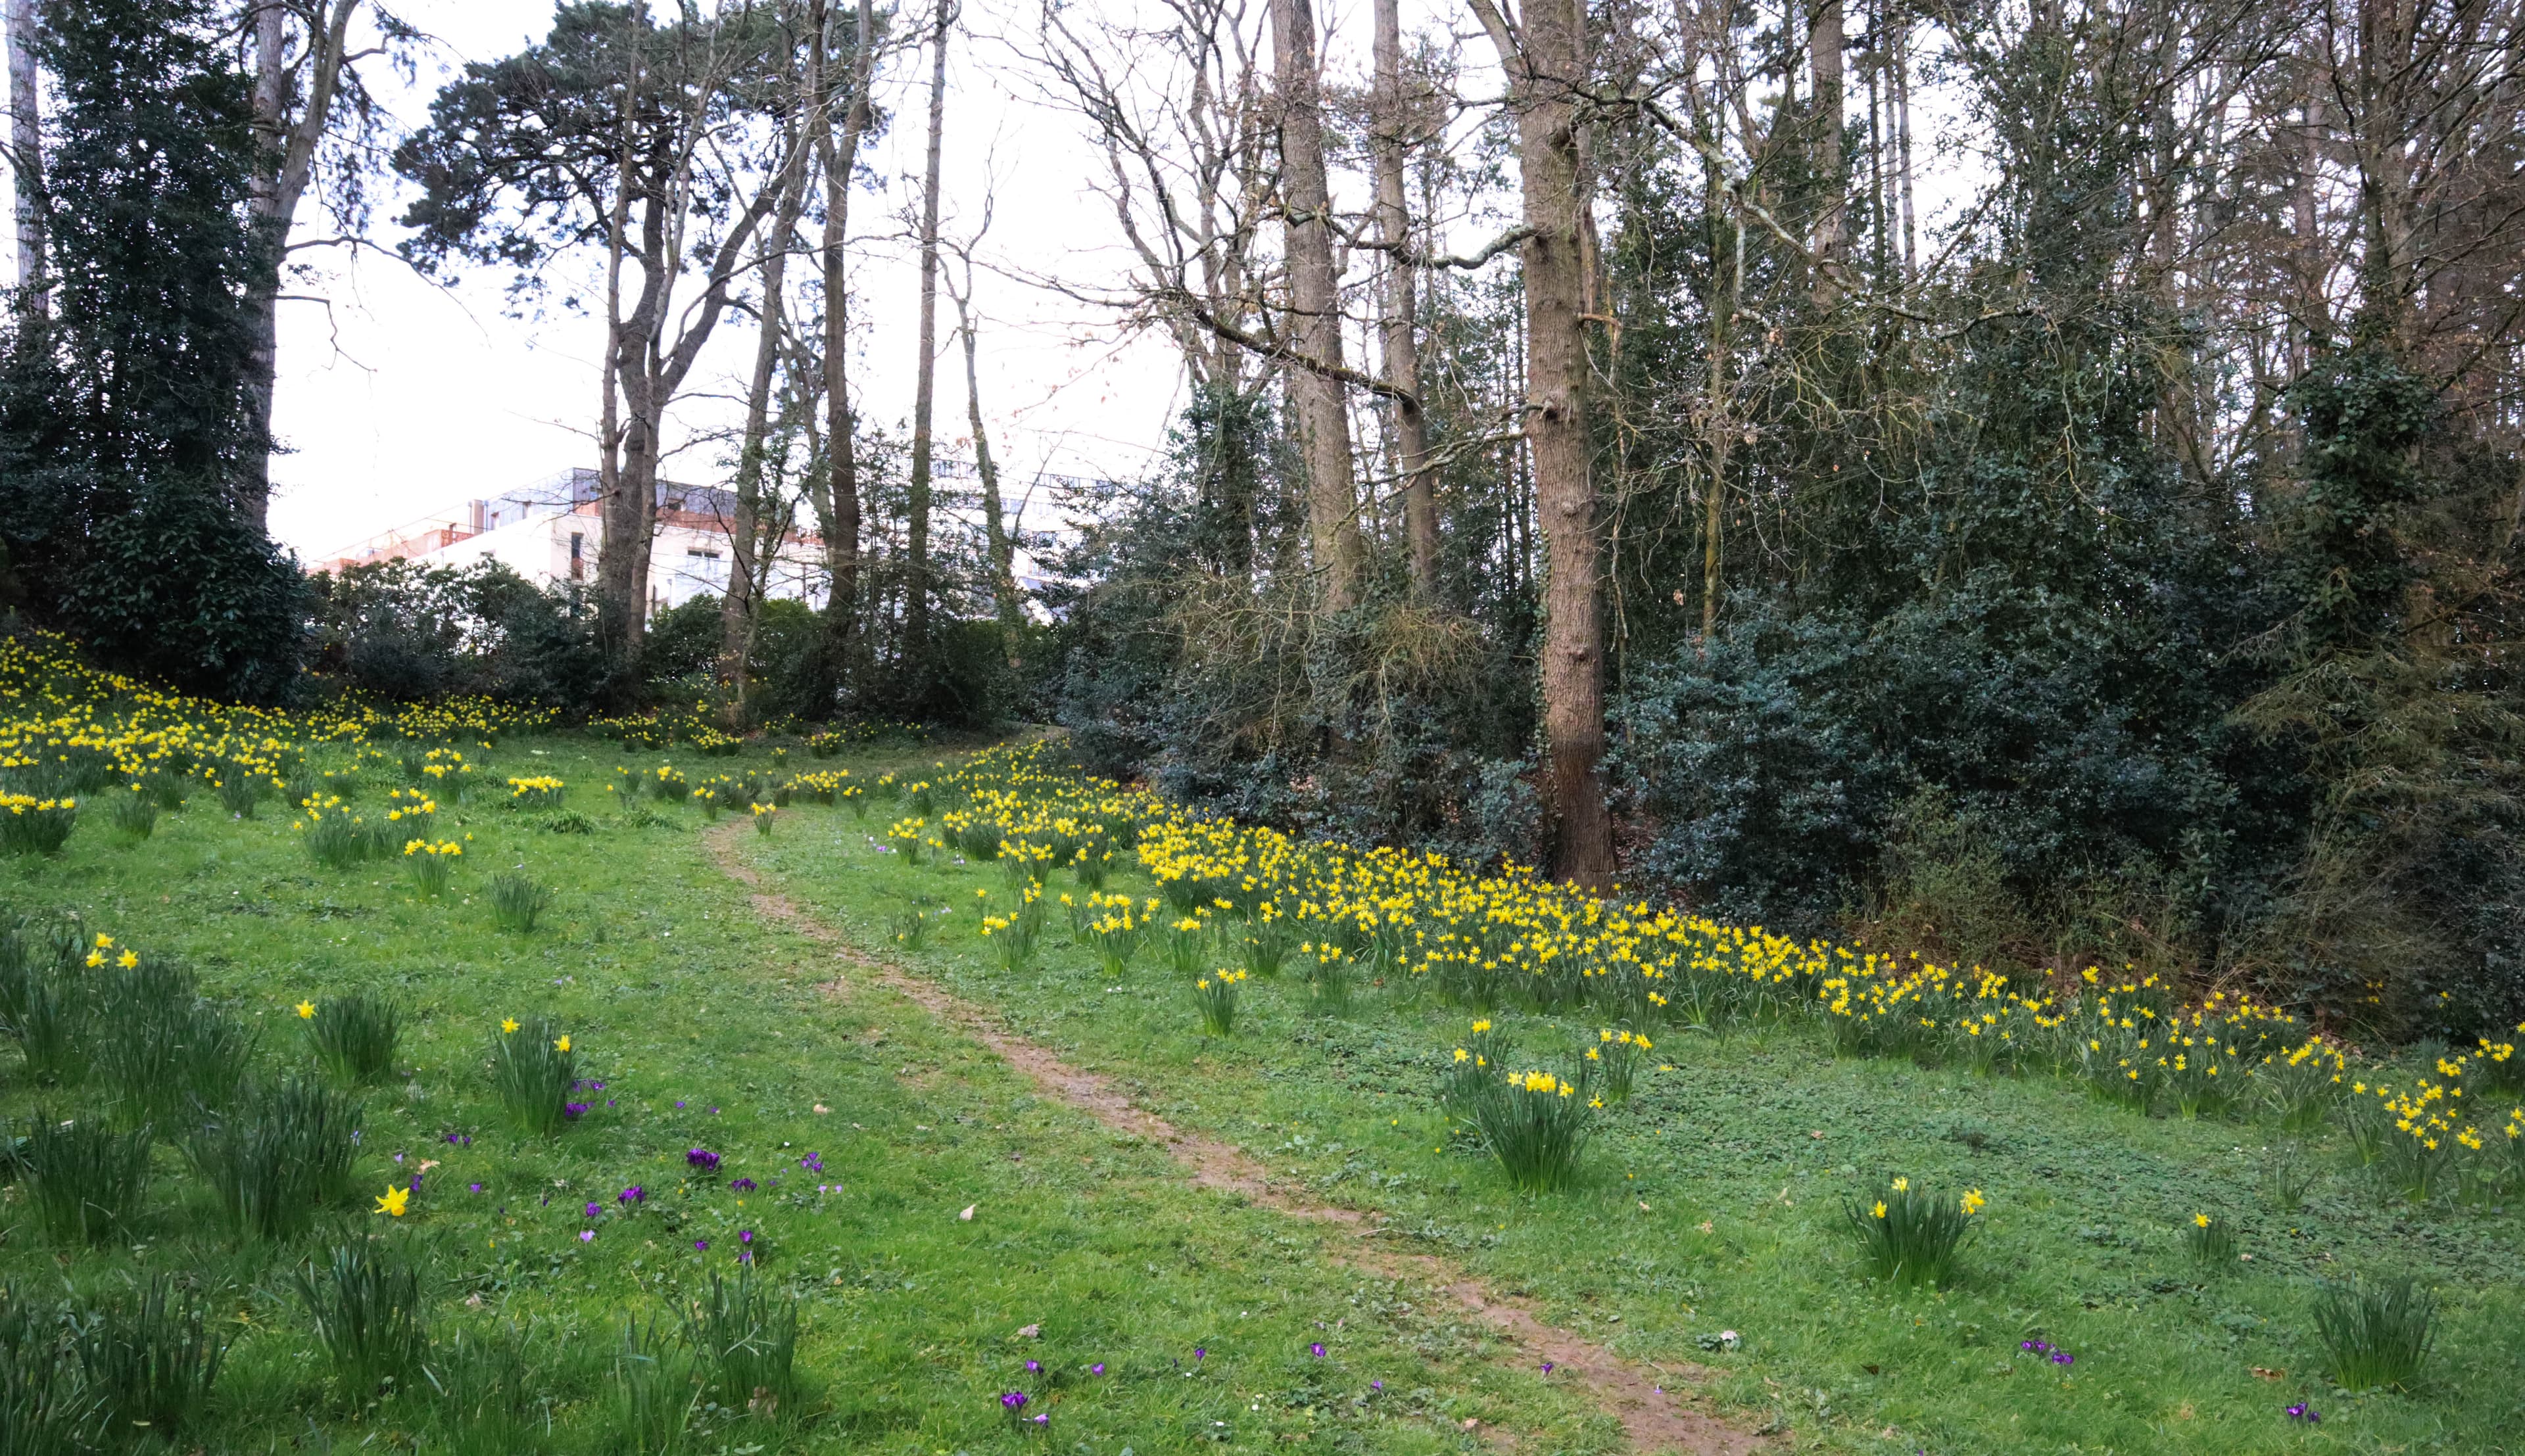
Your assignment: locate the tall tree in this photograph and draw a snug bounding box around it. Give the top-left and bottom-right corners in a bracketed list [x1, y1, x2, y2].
[903, 0, 950, 676]
[1371, 0, 1435, 598]
[397, 2, 801, 691]
[806, 0, 878, 699]
[946, 232, 1023, 662]
[1467, 0, 1613, 882]
[239, 0, 398, 533]
[718, 0, 817, 719]
[6, 0, 42, 316]
[1270, 0, 1362, 611]
[1807, 0, 1846, 303]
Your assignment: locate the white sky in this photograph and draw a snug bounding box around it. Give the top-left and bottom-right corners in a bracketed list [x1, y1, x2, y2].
[2, 0, 1965, 565]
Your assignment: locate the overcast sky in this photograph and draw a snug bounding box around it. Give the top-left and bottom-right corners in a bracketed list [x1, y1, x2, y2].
[3, 0, 1962, 565]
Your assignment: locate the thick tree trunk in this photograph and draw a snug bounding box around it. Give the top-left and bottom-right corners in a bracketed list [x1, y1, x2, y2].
[1372, 0, 1435, 599]
[594, 39, 650, 684]
[904, 1, 950, 673]
[1470, 0, 1612, 885]
[813, 0, 875, 703]
[1807, 0, 1845, 306]
[8, 0, 44, 317]
[718, 67, 815, 722]
[1272, 0, 1363, 614]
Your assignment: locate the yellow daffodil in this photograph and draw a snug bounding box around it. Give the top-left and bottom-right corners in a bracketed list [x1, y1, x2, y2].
[297, 1000, 316, 1019]
[375, 1185, 411, 1217]
[501, 1018, 519, 1034]
[554, 1035, 571, 1053]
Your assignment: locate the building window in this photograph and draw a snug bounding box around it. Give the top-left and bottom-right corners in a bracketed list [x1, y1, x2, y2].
[687, 547, 721, 559]
[569, 532, 583, 580]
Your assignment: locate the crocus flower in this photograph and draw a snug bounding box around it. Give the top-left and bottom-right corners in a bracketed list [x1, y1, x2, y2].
[2052, 1352, 2074, 1366]
[1001, 1390, 1029, 1411]
[738, 1229, 753, 1244]
[585, 1202, 602, 1218]
[694, 1239, 709, 1251]
[687, 1148, 720, 1171]
[1025, 1359, 1041, 1373]
[579, 1230, 594, 1242]
[730, 1177, 757, 1192]
[619, 1185, 646, 1204]
[800, 1152, 824, 1173]
[2287, 1403, 2320, 1423]
[563, 1102, 589, 1120]
[1541, 1361, 1554, 1374]
[1310, 1343, 1325, 1357]
[1091, 1363, 1105, 1376]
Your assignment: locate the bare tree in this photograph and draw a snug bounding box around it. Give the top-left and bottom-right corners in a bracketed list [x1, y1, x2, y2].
[807, 0, 881, 694]
[945, 229, 1024, 664]
[1271, 0, 1363, 611]
[905, 0, 953, 669]
[1372, 0, 1436, 598]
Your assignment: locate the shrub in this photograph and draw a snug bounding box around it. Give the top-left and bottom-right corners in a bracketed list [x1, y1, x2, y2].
[105, 788, 156, 841]
[1846, 1177, 1984, 1287]
[295, 1240, 427, 1399]
[304, 992, 401, 1084]
[491, 1018, 577, 1135]
[9, 1114, 153, 1244]
[1191, 969, 1245, 1037]
[487, 874, 552, 934]
[1469, 1069, 1594, 1192]
[681, 1268, 798, 1413]
[185, 1077, 364, 1241]
[68, 1275, 226, 1438]
[0, 795, 78, 855]
[2313, 1277, 2437, 1392]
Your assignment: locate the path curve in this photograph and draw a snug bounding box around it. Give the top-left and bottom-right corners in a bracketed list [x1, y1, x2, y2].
[710, 822, 1766, 1455]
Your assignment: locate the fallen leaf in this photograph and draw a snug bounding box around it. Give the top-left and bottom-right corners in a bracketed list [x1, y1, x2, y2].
[1460, 1418, 1480, 1431]
[959, 1204, 976, 1221]
[1639, 1202, 1651, 1212]
[416, 1160, 439, 1173]
[813, 1104, 830, 1115]
[1697, 1220, 1715, 1234]
[2252, 1366, 2285, 1381]
[1017, 1323, 1041, 1338]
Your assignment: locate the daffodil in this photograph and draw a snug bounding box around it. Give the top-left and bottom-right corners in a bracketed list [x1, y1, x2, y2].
[375, 1185, 411, 1217]
[297, 1000, 316, 1019]
[501, 1018, 519, 1034]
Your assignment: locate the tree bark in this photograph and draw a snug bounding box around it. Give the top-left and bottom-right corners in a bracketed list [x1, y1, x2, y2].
[1372, 0, 1436, 599]
[1806, 0, 1845, 306]
[241, 0, 362, 534]
[1469, 0, 1612, 885]
[1272, 0, 1364, 614]
[904, 0, 951, 674]
[813, 0, 876, 704]
[6, 0, 42, 319]
[953, 278, 1024, 663]
[718, 31, 816, 723]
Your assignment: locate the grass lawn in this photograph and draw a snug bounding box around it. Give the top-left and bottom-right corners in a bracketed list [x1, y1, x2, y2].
[1, 736, 1607, 1453]
[5, 731, 2521, 1454]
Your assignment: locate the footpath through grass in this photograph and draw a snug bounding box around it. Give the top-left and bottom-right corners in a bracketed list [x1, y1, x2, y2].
[2, 735, 1596, 1453]
[743, 755, 2525, 1456]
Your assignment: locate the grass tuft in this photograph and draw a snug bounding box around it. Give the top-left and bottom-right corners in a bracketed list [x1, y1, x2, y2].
[2313, 1277, 2437, 1392]
[487, 873, 552, 933]
[295, 1240, 427, 1400]
[69, 1273, 226, 1438]
[9, 1114, 154, 1245]
[1846, 1175, 1982, 1287]
[681, 1267, 798, 1414]
[490, 1016, 578, 1135]
[183, 1077, 364, 1241]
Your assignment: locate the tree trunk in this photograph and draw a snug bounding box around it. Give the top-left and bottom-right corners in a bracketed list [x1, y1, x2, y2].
[1272, 0, 1363, 614]
[813, 0, 875, 706]
[594, 17, 648, 684]
[240, 0, 360, 534]
[904, 1, 950, 675]
[955, 285, 1024, 663]
[1807, 0, 1845, 306]
[718, 45, 815, 724]
[1372, 0, 1435, 599]
[1470, 0, 1612, 885]
[7, 0, 44, 319]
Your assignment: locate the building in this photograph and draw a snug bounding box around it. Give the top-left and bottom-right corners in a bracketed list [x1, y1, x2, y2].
[319, 469, 827, 619]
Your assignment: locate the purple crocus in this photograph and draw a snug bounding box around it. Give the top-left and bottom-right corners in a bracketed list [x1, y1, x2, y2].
[687, 1148, 720, 1171]
[1193, 1347, 1205, 1361]
[800, 1152, 824, 1173]
[579, 1229, 594, 1242]
[619, 1185, 646, 1205]
[1001, 1390, 1030, 1411]
[585, 1201, 602, 1218]
[1031, 1414, 1049, 1428]
[563, 1102, 589, 1120]
[2287, 1403, 2320, 1423]
[1090, 1363, 1105, 1376]
[2051, 1351, 2074, 1367]
[468, 1182, 483, 1193]
[694, 1239, 709, 1252]
[738, 1229, 754, 1244]
[1310, 1342, 1326, 1357]
[1540, 1361, 1554, 1374]
[730, 1177, 757, 1192]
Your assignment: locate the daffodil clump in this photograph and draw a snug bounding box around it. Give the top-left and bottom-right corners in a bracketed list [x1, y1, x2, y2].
[1468, 1069, 1595, 1192]
[0, 791, 78, 855]
[490, 1016, 579, 1135]
[402, 837, 464, 895]
[1846, 1175, 1986, 1287]
[1191, 968, 1247, 1036]
[505, 774, 567, 807]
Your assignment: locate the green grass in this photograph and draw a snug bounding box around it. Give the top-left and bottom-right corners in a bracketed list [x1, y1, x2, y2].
[0, 738, 1583, 1451]
[750, 784, 2525, 1453]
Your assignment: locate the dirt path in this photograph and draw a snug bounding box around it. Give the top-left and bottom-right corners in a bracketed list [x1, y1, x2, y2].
[710, 824, 1767, 1455]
